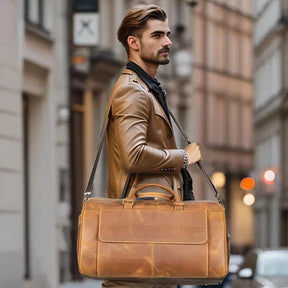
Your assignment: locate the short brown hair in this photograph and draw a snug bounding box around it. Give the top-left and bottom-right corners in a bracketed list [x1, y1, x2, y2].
[117, 4, 167, 55]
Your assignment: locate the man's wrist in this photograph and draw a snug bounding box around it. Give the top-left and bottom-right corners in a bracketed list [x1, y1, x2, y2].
[180, 149, 188, 169]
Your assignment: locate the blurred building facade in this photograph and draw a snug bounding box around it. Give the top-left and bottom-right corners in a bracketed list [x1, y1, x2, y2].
[0, 0, 71, 287]
[191, 0, 254, 253]
[253, 0, 288, 248]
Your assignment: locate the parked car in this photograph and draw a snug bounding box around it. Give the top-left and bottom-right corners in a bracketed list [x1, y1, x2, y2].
[222, 254, 244, 288]
[184, 254, 244, 288]
[232, 248, 288, 288]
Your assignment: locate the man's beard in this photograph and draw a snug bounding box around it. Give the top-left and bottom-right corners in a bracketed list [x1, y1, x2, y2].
[140, 47, 170, 65]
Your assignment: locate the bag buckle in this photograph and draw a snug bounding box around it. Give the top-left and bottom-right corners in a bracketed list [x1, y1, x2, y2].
[84, 191, 91, 201]
[174, 202, 184, 210]
[122, 198, 134, 208]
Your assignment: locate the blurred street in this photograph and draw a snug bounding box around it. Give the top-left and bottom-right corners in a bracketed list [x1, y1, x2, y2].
[63, 279, 102, 288]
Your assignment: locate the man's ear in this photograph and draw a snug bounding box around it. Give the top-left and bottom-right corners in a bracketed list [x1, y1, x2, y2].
[127, 35, 140, 51]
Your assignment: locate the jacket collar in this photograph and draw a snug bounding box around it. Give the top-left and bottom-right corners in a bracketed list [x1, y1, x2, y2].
[125, 61, 171, 123]
[126, 61, 160, 91]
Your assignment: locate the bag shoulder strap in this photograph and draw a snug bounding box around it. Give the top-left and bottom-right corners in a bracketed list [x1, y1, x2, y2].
[83, 83, 119, 200]
[169, 109, 224, 206]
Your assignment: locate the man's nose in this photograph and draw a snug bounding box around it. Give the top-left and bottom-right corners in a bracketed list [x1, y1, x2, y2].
[163, 36, 172, 47]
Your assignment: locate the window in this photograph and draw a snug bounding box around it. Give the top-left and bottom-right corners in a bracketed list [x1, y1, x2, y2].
[24, 0, 53, 34]
[215, 24, 225, 71]
[228, 99, 241, 147]
[254, 46, 282, 110]
[227, 29, 241, 75]
[59, 169, 70, 202]
[255, 134, 280, 172]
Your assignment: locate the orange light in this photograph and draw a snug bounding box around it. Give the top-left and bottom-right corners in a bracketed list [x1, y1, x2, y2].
[240, 177, 255, 190]
[71, 55, 86, 64]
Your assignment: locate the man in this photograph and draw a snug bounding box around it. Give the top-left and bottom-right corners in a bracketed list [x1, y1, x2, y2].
[102, 4, 202, 288]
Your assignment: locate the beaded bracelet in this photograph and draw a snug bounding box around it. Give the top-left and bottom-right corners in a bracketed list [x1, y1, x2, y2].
[180, 149, 188, 169]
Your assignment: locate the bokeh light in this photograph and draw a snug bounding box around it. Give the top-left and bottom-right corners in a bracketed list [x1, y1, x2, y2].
[243, 193, 255, 206]
[263, 169, 275, 184]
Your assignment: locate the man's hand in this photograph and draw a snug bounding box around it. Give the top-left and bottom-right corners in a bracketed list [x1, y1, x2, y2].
[184, 143, 202, 165]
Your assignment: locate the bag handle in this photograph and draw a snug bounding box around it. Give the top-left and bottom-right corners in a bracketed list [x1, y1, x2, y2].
[126, 183, 182, 203]
[83, 103, 224, 207]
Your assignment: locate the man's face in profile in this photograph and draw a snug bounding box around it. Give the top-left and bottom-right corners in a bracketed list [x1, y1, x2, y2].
[138, 18, 172, 66]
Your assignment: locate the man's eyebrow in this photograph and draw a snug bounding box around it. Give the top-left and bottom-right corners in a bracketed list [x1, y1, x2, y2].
[151, 30, 171, 36]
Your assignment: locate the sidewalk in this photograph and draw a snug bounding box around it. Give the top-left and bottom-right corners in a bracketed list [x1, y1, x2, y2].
[63, 279, 103, 288]
[62, 280, 198, 288]
[62, 279, 199, 288]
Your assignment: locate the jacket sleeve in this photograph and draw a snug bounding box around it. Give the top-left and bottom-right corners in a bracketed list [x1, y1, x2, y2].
[111, 83, 184, 174]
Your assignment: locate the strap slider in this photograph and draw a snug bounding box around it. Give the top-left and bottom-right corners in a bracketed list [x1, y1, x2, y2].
[84, 191, 91, 201]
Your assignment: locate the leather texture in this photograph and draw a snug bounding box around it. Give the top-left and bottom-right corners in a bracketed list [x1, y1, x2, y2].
[104, 69, 183, 199]
[77, 184, 229, 285]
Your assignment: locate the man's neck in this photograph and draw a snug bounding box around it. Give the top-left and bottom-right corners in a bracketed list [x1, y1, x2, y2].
[128, 57, 158, 78]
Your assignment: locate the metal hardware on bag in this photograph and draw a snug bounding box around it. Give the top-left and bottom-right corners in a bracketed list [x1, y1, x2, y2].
[84, 191, 91, 201]
[174, 202, 184, 210]
[122, 198, 134, 208]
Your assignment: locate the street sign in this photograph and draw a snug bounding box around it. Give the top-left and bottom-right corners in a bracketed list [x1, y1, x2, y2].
[74, 0, 98, 12]
[73, 13, 99, 46]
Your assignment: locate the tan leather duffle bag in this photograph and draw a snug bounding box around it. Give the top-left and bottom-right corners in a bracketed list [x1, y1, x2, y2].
[77, 107, 229, 285]
[77, 183, 229, 285]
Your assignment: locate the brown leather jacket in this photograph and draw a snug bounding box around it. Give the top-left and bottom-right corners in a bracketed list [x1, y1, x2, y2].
[105, 69, 183, 199]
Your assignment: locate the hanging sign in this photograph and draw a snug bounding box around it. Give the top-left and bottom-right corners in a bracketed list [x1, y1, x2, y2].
[73, 13, 99, 46]
[74, 0, 98, 12]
